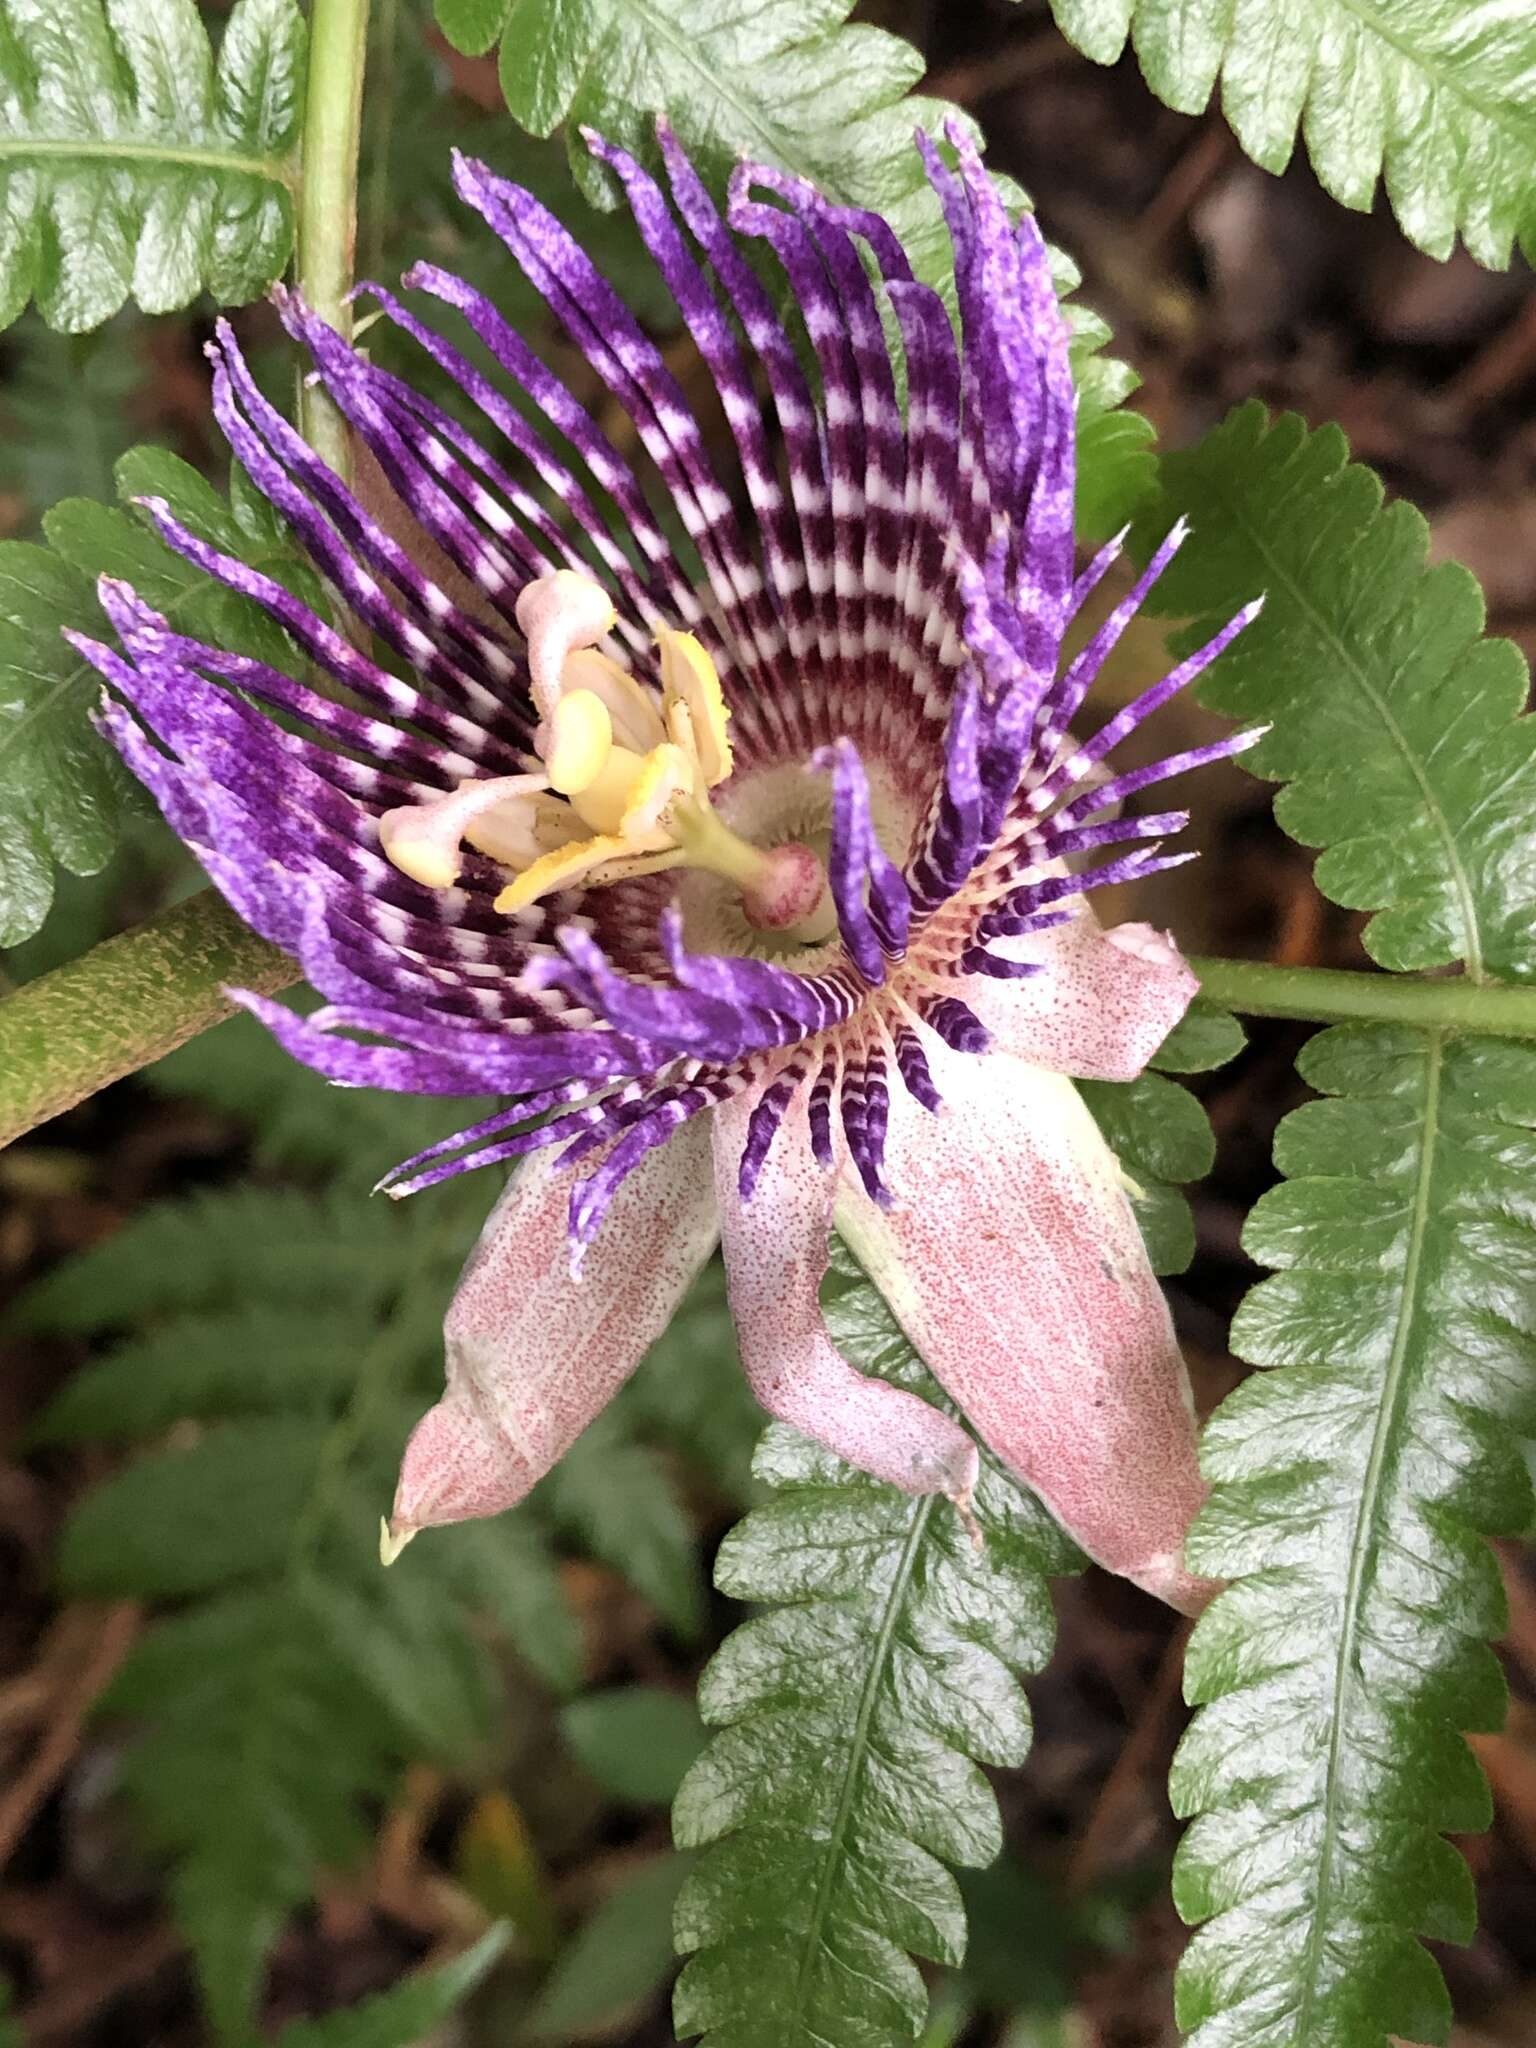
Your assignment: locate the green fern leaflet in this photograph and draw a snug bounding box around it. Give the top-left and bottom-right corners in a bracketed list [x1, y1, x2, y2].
[0, 0, 306, 331]
[1175, 1025, 1536, 2047]
[1047, 0, 1536, 268]
[1140, 404, 1536, 984]
[672, 1240, 1081, 2048]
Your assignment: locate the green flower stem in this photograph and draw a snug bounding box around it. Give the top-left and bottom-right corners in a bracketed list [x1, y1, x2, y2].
[5, 938, 1536, 1151]
[1190, 956, 1536, 1039]
[0, 897, 296, 1146]
[296, 0, 372, 479]
[0, 0, 370, 1148]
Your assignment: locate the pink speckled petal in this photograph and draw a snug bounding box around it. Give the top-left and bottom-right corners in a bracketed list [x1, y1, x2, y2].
[836, 1027, 1214, 1613]
[389, 1111, 720, 1541]
[964, 912, 1198, 1081]
[715, 1083, 979, 1500]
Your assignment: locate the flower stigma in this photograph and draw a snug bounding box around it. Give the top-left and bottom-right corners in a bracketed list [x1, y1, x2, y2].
[376, 569, 835, 943]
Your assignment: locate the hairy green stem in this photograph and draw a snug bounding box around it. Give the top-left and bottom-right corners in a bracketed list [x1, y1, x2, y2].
[296, 0, 372, 477]
[0, 897, 297, 1145]
[1190, 956, 1536, 1038]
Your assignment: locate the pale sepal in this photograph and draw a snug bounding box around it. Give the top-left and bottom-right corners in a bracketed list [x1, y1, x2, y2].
[714, 1085, 980, 1503]
[967, 913, 1198, 1081]
[836, 1027, 1214, 1613]
[389, 1114, 720, 1548]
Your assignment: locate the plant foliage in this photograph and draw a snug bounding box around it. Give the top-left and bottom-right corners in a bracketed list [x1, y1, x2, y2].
[0, 0, 306, 333]
[1140, 403, 1536, 983]
[1174, 1023, 1536, 2046]
[16, 1005, 749, 2042]
[671, 1239, 1081, 2048]
[1046, 0, 1536, 267]
[272, 1925, 509, 2048]
[0, 444, 324, 947]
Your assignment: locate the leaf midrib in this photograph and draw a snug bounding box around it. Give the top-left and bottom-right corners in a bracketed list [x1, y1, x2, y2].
[1198, 474, 1487, 981]
[0, 133, 296, 186]
[787, 1489, 935, 2035]
[1293, 1028, 1444, 2038]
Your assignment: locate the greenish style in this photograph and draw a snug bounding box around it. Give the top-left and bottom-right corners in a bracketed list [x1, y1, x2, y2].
[0, 0, 306, 331]
[671, 1242, 1081, 2048]
[1174, 1024, 1536, 2046]
[1047, 0, 1536, 267]
[1140, 403, 1536, 985]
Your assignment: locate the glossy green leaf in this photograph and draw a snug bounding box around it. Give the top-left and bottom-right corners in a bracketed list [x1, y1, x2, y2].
[1139, 404, 1536, 982]
[1081, 1022, 1236, 1279]
[672, 1240, 1078, 2048]
[1174, 1025, 1536, 2047]
[442, 0, 1153, 537]
[1152, 1004, 1246, 1075]
[0, 444, 324, 946]
[1046, 0, 1536, 266]
[0, 0, 305, 332]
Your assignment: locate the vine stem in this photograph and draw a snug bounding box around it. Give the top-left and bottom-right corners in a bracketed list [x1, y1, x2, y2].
[1187, 956, 1536, 1038]
[4, 939, 1536, 1149]
[0, 896, 297, 1144]
[0, 0, 370, 1148]
[297, 0, 373, 477]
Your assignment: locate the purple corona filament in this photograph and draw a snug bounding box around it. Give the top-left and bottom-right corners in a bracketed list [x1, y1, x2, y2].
[72, 117, 1261, 1613]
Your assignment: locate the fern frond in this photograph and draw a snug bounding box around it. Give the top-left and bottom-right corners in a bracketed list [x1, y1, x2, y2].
[14, 1185, 405, 1327]
[1140, 405, 1536, 982]
[0, 313, 146, 516]
[671, 1241, 1079, 2048]
[1048, 0, 1536, 267]
[1174, 1024, 1536, 2047]
[31, 1303, 363, 1441]
[0, 443, 325, 945]
[0, 0, 306, 332]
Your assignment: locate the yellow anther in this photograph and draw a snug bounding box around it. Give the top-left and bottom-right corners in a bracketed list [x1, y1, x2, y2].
[545, 688, 613, 796]
[562, 647, 668, 754]
[377, 824, 461, 892]
[464, 790, 585, 871]
[620, 743, 693, 840]
[493, 833, 683, 913]
[658, 629, 732, 786]
[567, 744, 658, 838]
